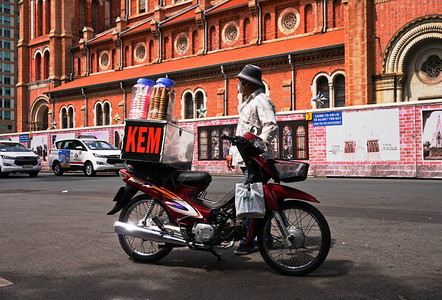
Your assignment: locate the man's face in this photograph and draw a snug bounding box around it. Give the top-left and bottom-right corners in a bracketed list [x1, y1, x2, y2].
[238, 79, 249, 94]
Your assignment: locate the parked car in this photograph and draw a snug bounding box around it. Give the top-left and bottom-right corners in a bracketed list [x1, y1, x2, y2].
[48, 137, 123, 176]
[0, 139, 42, 177]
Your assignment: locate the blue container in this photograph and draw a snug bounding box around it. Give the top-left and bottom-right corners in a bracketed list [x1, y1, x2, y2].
[137, 78, 155, 87]
[156, 77, 174, 88]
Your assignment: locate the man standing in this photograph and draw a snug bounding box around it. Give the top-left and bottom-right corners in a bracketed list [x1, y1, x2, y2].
[226, 64, 278, 255]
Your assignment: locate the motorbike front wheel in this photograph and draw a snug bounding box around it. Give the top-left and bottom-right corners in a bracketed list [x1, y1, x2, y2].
[118, 194, 174, 262]
[257, 200, 331, 276]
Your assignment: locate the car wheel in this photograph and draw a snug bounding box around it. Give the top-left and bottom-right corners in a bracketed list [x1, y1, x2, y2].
[84, 161, 96, 177]
[0, 171, 9, 178]
[53, 161, 64, 176]
[29, 171, 39, 177]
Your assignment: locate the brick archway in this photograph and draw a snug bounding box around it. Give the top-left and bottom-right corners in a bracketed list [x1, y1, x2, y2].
[383, 15, 442, 74]
[30, 96, 49, 131]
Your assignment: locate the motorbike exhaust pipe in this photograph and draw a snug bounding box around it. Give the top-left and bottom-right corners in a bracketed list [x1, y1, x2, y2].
[114, 221, 187, 246]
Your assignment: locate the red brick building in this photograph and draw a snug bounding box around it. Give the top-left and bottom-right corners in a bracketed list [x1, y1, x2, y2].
[16, 0, 441, 133]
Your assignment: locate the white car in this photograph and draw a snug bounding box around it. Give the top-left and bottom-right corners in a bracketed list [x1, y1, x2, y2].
[0, 139, 42, 177]
[48, 137, 123, 176]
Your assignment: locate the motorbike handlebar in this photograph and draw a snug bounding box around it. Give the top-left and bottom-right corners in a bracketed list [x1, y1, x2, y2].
[220, 134, 233, 141]
[220, 135, 243, 145]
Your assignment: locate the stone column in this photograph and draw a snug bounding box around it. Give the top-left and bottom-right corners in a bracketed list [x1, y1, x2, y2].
[17, 0, 31, 132]
[48, 0, 62, 86]
[60, 0, 74, 84]
[343, 0, 374, 106]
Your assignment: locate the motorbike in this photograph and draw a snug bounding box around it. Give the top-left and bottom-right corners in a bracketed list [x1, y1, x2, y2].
[108, 132, 331, 276]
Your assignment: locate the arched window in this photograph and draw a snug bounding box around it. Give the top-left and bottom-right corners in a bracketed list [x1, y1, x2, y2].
[112, 49, 116, 69]
[209, 26, 216, 51]
[282, 126, 293, 160]
[61, 107, 68, 129]
[195, 91, 204, 118]
[296, 126, 307, 159]
[90, 53, 95, 73]
[192, 31, 198, 55]
[79, 0, 86, 34]
[43, 51, 50, 79]
[138, 0, 146, 14]
[184, 92, 193, 119]
[124, 46, 130, 67]
[317, 76, 330, 108]
[68, 106, 74, 128]
[163, 37, 169, 60]
[304, 4, 314, 33]
[37, 0, 43, 36]
[103, 102, 111, 125]
[92, 0, 99, 33]
[264, 14, 272, 41]
[95, 102, 103, 126]
[77, 58, 81, 76]
[243, 18, 251, 45]
[334, 74, 345, 107]
[45, 0, 51, 34]
[333, 0, 343, 28]
[149, 40, 154, 62]
[35, 53, 42, 81]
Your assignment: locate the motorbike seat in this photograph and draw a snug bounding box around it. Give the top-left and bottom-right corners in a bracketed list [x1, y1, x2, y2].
[173, 171, 212, 187]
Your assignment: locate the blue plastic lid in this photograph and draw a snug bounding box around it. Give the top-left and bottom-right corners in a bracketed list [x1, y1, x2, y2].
[156, 77, 174, 88]
[137, 78, 155, 86]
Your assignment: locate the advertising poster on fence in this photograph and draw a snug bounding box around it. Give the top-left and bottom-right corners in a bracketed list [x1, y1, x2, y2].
[30, 134, 48, 162]
[326, 109, 400, 162]
[51, 133, 75, 145]
[82, 131, 110, 142]
[114, 129, 125, 150]
[422, 109, 442, 160]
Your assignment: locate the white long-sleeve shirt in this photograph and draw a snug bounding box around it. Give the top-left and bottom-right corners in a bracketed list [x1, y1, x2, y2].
[229, 88, 278, 166]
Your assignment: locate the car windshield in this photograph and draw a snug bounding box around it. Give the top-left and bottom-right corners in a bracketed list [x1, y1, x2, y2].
[83, 140, 117, 151]
[0, 142, 32, 152]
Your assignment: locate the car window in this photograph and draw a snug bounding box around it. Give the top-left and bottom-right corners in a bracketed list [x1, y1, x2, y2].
[55, 141, 64, 149]
[65, 140, 77, 150]
[74, 140, 87, 151]
[0, 142, 31, 152]
[83, 140, 117, 150]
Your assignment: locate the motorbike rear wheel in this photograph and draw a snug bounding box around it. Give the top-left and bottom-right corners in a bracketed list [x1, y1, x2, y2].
[118, 194, 174, 262]
[257, 200, 331, 276]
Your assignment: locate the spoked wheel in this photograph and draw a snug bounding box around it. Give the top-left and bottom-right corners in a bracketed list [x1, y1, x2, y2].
[118, 194, 174, 262]
[257, 201, 331, 276]
[84, 161, 96, 177]
[53, 162, 64, 176]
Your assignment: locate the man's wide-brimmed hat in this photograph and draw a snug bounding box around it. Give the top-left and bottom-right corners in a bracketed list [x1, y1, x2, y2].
[235, 64, 264, 87]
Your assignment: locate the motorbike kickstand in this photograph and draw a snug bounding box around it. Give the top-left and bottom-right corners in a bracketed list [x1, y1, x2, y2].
[209, 248, 222, 261]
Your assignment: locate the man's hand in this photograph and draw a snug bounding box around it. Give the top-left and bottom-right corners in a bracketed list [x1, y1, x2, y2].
[226, 155, 234, 171]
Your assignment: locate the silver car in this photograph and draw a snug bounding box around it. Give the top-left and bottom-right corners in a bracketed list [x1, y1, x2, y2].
[0, 140, 42, 177]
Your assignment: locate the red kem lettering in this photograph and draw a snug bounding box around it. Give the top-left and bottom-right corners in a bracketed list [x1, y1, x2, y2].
[136, 127, 147, 153]
[125, 126, 137, 152]
[146, 127, 162, 154]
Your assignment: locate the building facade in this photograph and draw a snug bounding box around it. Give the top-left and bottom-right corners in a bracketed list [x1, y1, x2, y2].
[16, 0, 442, 133]
[0, 0, 17, 134]
[10, 0, 442, 178]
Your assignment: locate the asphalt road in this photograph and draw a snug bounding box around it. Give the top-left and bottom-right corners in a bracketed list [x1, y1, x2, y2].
[0, 172, 441, 299]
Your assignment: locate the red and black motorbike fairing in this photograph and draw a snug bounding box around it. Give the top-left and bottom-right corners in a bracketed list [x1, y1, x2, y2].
[118, 168, 213, 226]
